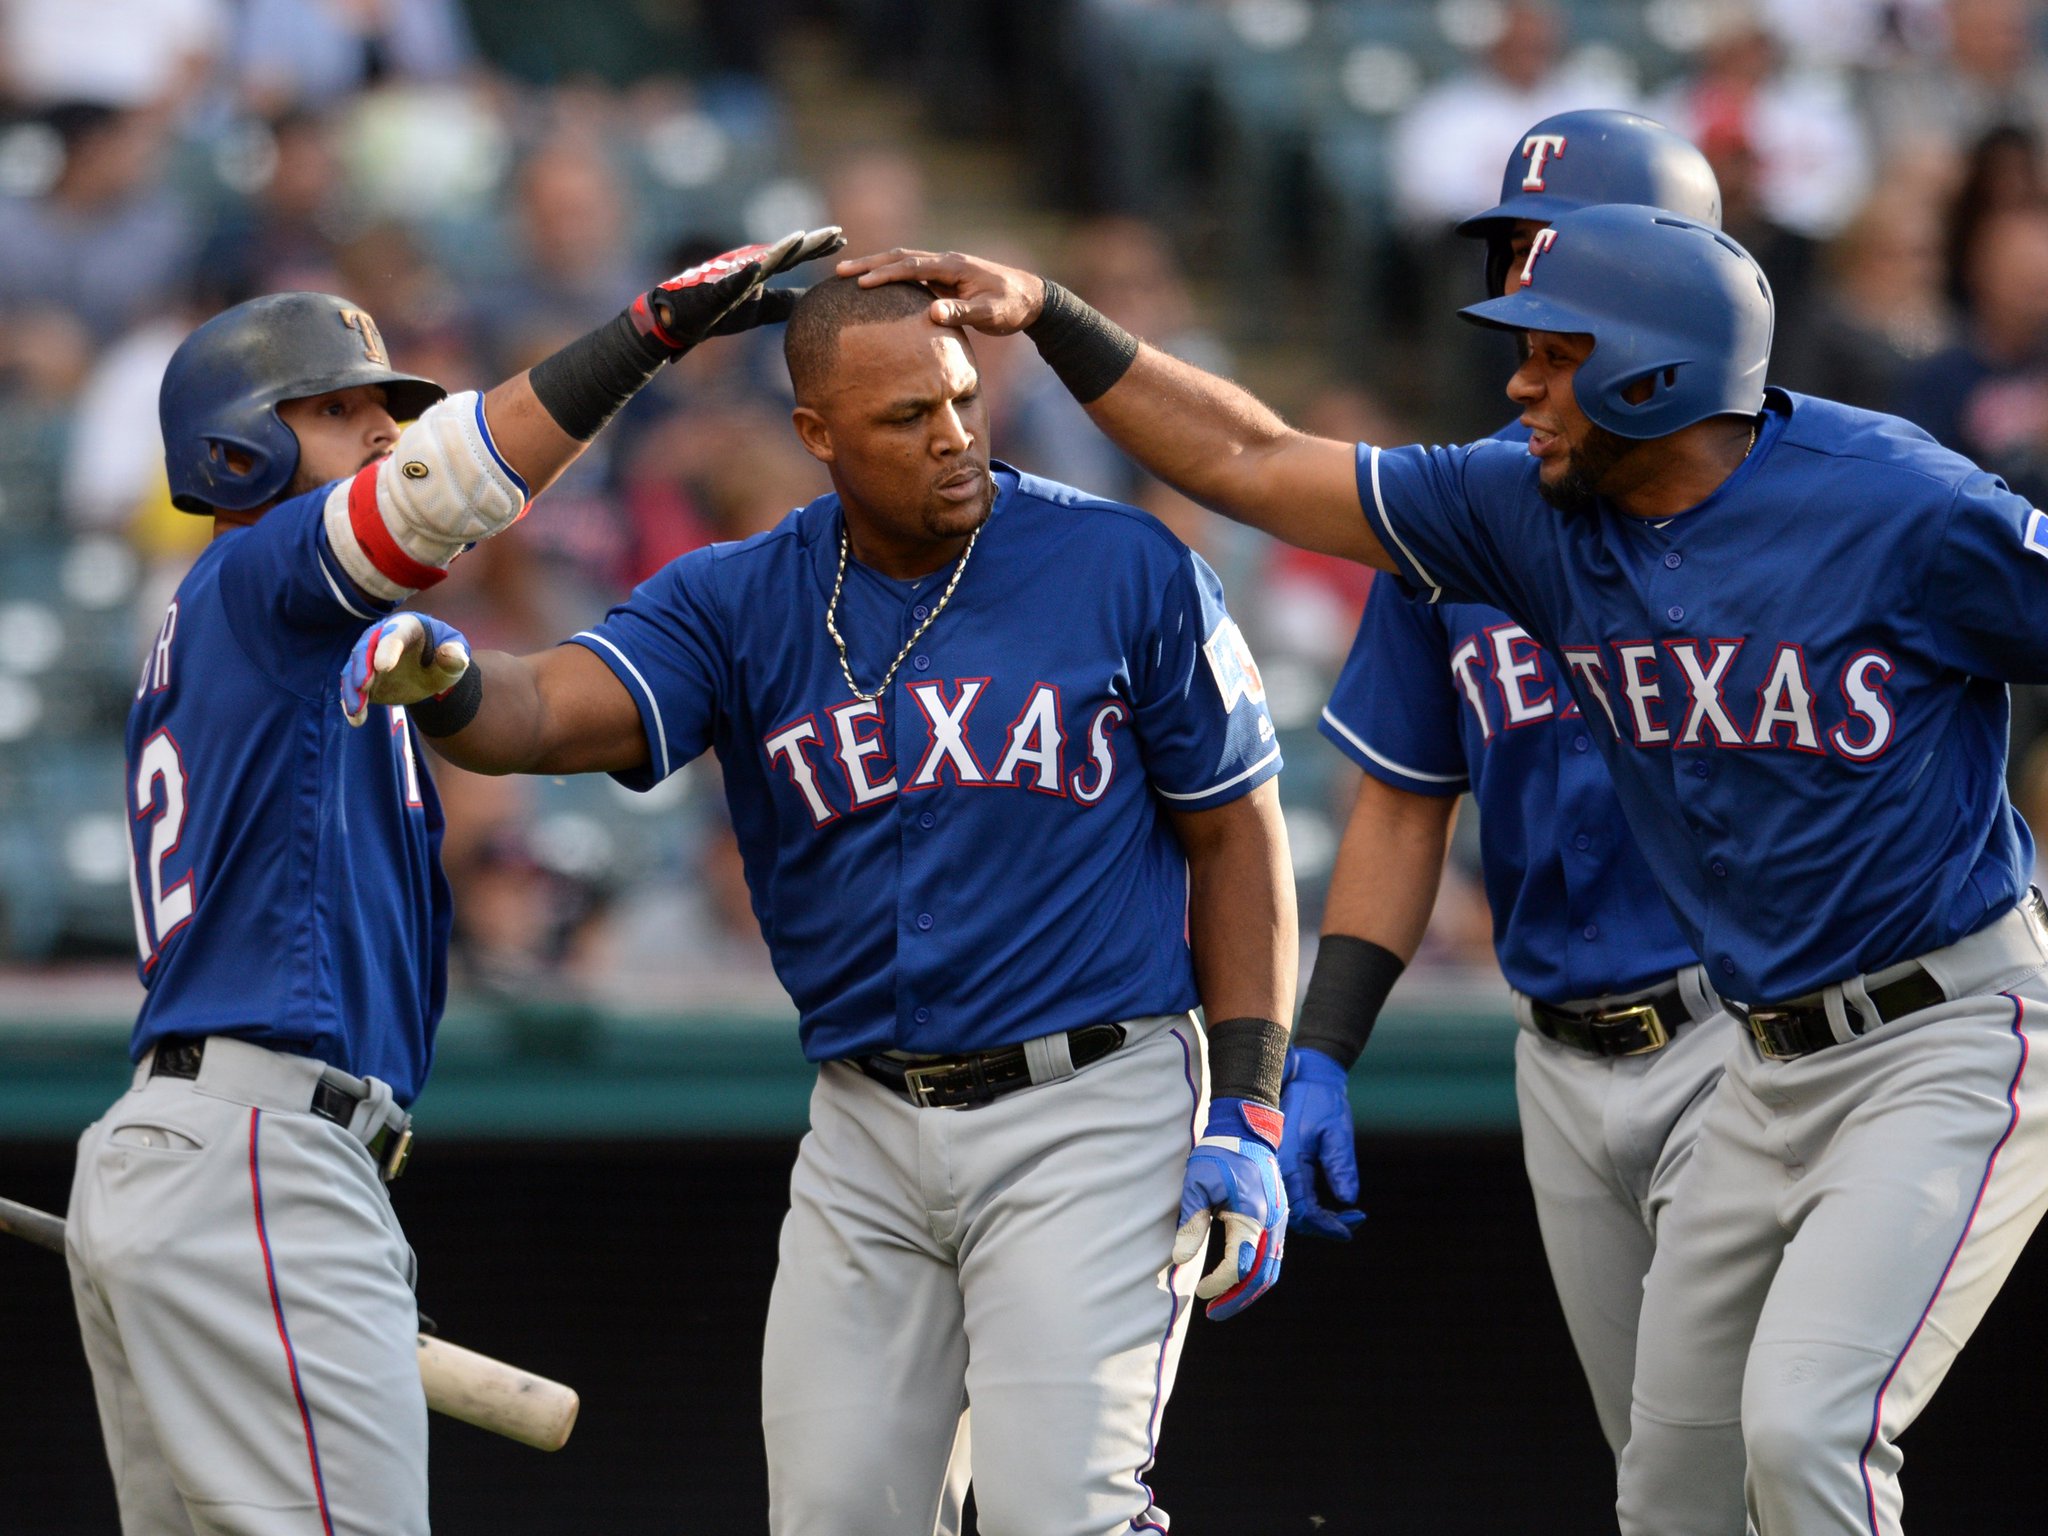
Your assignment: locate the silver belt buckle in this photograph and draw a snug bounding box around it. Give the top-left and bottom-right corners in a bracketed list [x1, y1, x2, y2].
[900, 1063, 947, 1109]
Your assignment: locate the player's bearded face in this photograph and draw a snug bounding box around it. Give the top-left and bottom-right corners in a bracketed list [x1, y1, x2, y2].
[801, 319, 996, 565]
[1510, 331, 1637, 515]
[277, 386, 401, 498]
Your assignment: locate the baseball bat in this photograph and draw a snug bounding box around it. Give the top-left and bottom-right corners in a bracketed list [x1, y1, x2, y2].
[0, 1195, 578, 1452]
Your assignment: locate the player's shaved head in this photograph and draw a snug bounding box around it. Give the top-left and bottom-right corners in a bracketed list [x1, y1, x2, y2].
[785, 276, 942, 403]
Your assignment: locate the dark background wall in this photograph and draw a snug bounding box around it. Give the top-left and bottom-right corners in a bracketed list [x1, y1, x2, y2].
[4, 1134, 2042, 1534]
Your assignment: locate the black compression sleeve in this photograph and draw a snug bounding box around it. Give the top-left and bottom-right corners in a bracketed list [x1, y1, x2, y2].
[408, 661, 483, 738]
[1292, 935, 1406, 1070]
[1206, 1016, 1290, 1109]
[526, 310, 673, 442]
[1024, 280, 1140, 404]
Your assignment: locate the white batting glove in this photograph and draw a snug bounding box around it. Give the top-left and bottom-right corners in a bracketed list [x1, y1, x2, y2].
[341, 612, 471, 728]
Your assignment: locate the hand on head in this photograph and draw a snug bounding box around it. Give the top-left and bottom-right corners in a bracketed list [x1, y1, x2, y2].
[836, 248, 1048, 334]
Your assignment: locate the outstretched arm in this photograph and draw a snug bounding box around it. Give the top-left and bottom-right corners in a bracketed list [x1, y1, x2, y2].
[838, 248, 1394, 569]
[331, 229, 844, 605]
[342, 615, 648, 777]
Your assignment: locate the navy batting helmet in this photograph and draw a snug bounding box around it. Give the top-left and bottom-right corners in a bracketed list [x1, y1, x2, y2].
[1460, 204, 1773, 441]
[160, 292, 446, 514]
[1459, 109, 1722, 297]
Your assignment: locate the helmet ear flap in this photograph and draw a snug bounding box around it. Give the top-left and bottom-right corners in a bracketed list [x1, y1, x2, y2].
[175, 425, 296, 514]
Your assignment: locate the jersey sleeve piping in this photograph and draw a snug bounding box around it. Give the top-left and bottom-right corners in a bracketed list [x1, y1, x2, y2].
[1152, 741, 1282, 804]
[1364, 445, 1444, 603]
[314, 547, 380, 621]
[1318, 704, 1469, 793]
[570, 630, 672, 781]
[472, 392, 530, 501]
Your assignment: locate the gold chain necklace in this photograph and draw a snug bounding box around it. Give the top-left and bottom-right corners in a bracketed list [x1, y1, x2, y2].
[824, 522, 982, 702]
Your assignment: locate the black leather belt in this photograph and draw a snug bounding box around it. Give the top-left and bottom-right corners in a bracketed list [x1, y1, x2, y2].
[1734, 968, 1949, 1061]
[1530, 982, 1687, 1057]
[151, 1036, 413, 1180]
[854, 1023, 1128, 1109]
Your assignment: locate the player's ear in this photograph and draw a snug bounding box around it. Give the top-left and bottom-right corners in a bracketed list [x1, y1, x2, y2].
[790, 406, 836, 465]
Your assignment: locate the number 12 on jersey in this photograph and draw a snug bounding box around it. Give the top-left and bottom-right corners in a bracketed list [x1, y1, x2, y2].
[129, 729, 194, 969]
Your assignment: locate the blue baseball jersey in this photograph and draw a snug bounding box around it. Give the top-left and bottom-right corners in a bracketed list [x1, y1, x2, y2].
[571, 463, 1281, 1061]
[125, 486, 450, 1103]
[1322, 576, 1697, 1002]
[1358, 388, 2041, 1004]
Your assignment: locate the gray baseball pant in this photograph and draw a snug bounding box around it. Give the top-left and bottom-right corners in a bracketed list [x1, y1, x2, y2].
[1617, 898, 2048, 1535]
[762, 1013, 1204, 1536]
[1512, 970, 1734, 1458]
[66, 1040, 424, 1536]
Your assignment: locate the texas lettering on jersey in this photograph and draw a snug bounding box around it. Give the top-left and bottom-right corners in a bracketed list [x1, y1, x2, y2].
[1557, 638, 1894, 761]
[764, 679, 1131, 826]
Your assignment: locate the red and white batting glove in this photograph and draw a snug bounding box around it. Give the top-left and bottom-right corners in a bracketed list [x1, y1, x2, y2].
[1172, 1097, 1288, 1320]
[630, 226, 846, 354]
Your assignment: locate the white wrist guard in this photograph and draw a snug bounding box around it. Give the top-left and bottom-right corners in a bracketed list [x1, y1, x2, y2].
[323, 391, 531, 600]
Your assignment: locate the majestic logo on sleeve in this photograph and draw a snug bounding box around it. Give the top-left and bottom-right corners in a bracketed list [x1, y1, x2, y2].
[2025, 508, 2048, 560]
[1520, 133, 1567, 191]
[1203, 617, 1267, 712]
[762, 681, 1133, 827]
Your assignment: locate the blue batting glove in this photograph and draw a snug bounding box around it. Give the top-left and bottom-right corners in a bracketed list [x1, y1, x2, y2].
[341, 612, 472, 728]
[1172, 1097, 1287, 1320]
[1280, 1047, 1366, 1241]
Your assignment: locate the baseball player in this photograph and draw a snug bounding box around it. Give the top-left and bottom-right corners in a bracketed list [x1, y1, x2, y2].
[843, 209, 2048, 1534]
[344, 273, 1297, 1536]
[74, 228, 843, 1536]
[1287, 111, 1740, 1462]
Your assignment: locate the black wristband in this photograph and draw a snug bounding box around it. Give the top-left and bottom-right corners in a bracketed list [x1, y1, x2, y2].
[1024, 280, 1140, 404]
[1206, 1016, 1289, 1109]
[527, 310, 673, 442]
[408, 661, 483, 737]
[1294, 935, 1406, 1070]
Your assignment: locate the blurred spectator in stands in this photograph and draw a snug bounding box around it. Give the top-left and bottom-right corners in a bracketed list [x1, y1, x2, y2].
[1867, 0, 2048, 168]
[472, 130, 640, 377]
[0, 0, 224, 114]
[1262, 385, 1402, 666]
[1758, 0, 1948, 67]
[234, 0, 476, 114]
[1691, 115, 1820, 351]
[1775, 193, 1953, 411]
[602, 810, 777, 989]
[1005, 214, 1229, 502]
[1939, 124, 2045, 312]
[193, 110, 354, 306]
[431, 764, 616, 998]
[823, 145, 929, 259]
[1652, 2, 1870, 240]
[1892, 201, 2048, 500]
[0, 307, 93, 538]
[0, 103, 198, 342]
[1390, 1, 1635, 231]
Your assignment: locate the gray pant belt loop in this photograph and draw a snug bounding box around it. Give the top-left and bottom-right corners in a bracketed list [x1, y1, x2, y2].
[137, 1035, 413, 1180]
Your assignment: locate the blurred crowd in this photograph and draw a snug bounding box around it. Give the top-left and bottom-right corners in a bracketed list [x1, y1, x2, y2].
[11, 0, 2048, 1006]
